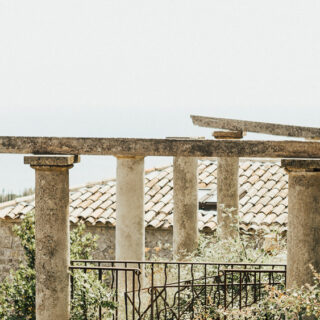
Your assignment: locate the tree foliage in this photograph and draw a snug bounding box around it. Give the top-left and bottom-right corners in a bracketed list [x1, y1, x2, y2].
[0, 211, 116, 319]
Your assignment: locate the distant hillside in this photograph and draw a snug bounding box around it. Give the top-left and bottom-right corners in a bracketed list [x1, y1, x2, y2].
[0, 188, 34, 203]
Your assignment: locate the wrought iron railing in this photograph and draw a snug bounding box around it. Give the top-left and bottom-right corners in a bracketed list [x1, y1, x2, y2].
[70, 260, 286, 320]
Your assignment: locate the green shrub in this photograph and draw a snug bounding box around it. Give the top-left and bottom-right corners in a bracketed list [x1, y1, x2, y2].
[188, 210, 320, 319]
[0, 211, 116, 319]
[143, 208, 287, 320]
[211, 266, 320, 320]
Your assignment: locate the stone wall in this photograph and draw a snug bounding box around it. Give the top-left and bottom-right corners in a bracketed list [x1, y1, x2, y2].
[0, 220, 25, 277]
[0, 221, 174, 279]
[87, 226, 173, 260]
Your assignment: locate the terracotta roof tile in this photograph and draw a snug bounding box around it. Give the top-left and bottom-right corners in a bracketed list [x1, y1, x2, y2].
[152, 202, 166, 213]
[250, 203, 264, 214]
[91, 208, 104, 219]
[0, 160, 289, 234]
[0, 206, 14, 219]
[274, 213, 288, 225]
[80, 199, 93, 209]
[261, 171, 272, 182]
[261, 204, 274, 215]
[257, 187, 268, 197]
[159, 185, 171, 196]
[251, 212, 266, 225]
[258, 196, 271, 206]
[239, 176, 248, 185]
[273, 204, 286, 216]
[145, 210, 157, 223]
[81, 208, 94, 219]
[242, 161, 251, 171]
[80, 191, 92, 201]
[242, 202, 253, 213]
[269, 165, 280, 175]
[263, 213, 277, 225]
[269, 196, 283, 208]
[158, 178, 169, 188]
[249, 195, 260, 205]
[161, 203, 173, 214]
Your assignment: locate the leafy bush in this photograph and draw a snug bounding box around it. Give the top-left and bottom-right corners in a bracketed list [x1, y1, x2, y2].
[70, 271, 116, 320]
[191, 207, 286, 265]
[141, 208, 287, 320]
[189, 209, 320, 319]
[0, 211, 116, 319]
[211, 265, 320, 320]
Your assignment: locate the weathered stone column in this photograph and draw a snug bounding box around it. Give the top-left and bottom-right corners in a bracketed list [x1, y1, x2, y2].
[115, 156, 145, 316]
[282, 159, 320, 289]
[24, 155, 79, 320]
[116, 156, 145, 261]
[217, 157, 239, 238]
[173, 157, 198, 258]
[214, 131, 243, 239]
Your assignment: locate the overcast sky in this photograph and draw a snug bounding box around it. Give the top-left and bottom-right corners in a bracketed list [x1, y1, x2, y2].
[0, 0, 320, 192]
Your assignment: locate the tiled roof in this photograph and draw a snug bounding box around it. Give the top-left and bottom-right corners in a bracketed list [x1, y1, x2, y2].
[0, 160, 288, 234]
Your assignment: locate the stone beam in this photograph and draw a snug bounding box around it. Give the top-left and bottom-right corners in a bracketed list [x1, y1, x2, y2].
[1, 136, 320, 158]
[191, 115, 320, 139]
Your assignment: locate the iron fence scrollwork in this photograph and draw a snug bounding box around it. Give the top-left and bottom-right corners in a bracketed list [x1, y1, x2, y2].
[70, 260, 286, 320]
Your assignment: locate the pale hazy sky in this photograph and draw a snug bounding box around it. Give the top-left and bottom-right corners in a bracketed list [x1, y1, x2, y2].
[0, 0, 320, 192]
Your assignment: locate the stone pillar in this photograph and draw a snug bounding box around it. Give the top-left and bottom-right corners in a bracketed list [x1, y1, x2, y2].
[217, 157, 239, 238]
[115, 156, 145, 316]
[116, 156, 145, 261]
[214, 131, 243, 239]
[282, 159, 320, 288]
[24, 155, 79, 320]
[173, 157, 198, 258]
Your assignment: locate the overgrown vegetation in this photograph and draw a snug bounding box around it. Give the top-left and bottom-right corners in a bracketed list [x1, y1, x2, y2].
[0, 211, 116, 319]
[2, 206, 318, 319]
[141, 208, 287, 320]
[211, 268, 320, 319]
[186, 206, 286, 265]
[189, 209, 320, 319]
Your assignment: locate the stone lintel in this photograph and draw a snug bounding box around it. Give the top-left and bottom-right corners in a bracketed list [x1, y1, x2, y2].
[281, 159, 320, 172]
[24, 155, 80, 167]
[191, 115, 320, 139]
[1, 136, 320, 158]
[213, 131, 244, 139]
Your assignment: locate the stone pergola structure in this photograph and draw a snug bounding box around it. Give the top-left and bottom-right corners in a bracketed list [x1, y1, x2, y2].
[192, 115, 320, 289]
[1, 116, 320, 318]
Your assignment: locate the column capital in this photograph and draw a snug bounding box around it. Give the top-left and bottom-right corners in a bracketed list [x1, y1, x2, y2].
[281, 159, 320, 172]
[24, 155, 80, 169]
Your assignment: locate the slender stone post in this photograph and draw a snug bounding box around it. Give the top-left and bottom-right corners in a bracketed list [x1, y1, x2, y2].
[173, 157, 198, 258]
[214, 131, 243, 239]
[115, 156, 145, 314]
[282, 159, 320, 289]
[24, 155, 79, 320]
[116, 156, 145, 261]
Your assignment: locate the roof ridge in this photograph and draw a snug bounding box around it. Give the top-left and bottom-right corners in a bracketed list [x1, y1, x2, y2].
[145, 164, 172, 174]
[0, 159, 282, 212]
[69, 178, 116, 192]
[0, 194, 35, 210]
[0, 166, 173, 208]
